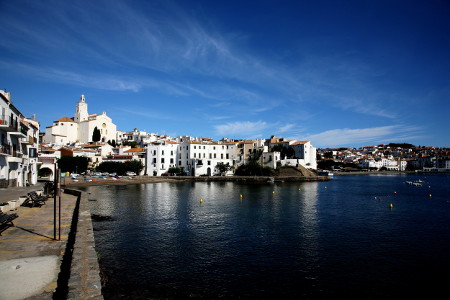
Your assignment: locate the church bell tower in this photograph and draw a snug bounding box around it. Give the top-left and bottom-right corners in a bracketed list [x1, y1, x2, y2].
[75, 94, 88, 122]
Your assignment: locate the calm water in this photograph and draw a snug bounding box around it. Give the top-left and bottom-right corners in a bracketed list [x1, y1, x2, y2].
[82, 174, 450, 299]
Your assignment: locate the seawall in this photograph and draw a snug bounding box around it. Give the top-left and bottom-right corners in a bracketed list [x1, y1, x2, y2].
[62, 189, 103, 299]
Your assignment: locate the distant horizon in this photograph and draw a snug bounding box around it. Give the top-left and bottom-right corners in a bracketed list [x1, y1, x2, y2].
[1, 0, 449, 148]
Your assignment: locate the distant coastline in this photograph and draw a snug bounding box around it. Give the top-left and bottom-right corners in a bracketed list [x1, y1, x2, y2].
[333, 170, 450, 176]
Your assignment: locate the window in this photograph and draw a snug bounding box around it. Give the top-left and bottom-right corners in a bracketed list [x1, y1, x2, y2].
[221, 154, 223, 159]
[170, 158, 174, 164]
[194, 146, 196, 149]
[161, 158, 165, 163]
[162, 150, 164, 155]
[171, 151, 173, 155]
[153, 158, 156, 163]
[214, 154, 216, 158]
[209, 153, 212, 159]
[194, 153, 196, 158]
[226, 153, 229, 159]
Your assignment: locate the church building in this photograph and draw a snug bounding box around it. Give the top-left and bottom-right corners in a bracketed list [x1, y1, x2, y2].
[43, 95, 117, 145]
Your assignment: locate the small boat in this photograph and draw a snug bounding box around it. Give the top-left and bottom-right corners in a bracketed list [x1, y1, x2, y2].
[318, 170, 334, 177]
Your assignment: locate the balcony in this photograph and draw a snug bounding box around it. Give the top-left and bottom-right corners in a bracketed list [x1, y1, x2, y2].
[7, 151, 23, 163]
[21, 136, 37, 145]
[0, 144, 11, 156]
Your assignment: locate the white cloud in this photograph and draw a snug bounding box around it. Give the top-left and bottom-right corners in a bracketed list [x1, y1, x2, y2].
[214, 121, 270, 137]
[278, 124, 295, 133]
[304, 125, 422, 147]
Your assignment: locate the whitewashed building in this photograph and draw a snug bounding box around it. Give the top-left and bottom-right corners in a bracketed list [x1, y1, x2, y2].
[43, 95, 117, 145]
[0, 90, 40, 187]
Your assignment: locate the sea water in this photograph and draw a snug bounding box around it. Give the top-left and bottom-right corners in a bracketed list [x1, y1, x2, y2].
[82, 174, 450, 299]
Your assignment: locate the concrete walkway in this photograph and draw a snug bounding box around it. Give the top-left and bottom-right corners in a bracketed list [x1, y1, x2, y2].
[0, 182, 102, 299]
[0, 181, 46, 204]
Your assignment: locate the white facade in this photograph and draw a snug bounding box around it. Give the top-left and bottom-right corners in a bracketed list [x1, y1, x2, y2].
[146, 141, 179, 176]
[146, 141, 239, 176]
[0, 90, 40, 187]
[43, 95, 117, 145]
[290, 141, 317, 169]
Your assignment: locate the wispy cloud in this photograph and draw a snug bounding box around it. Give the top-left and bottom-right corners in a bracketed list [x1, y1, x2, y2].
[278, 124, 295, 133]
[304, 125, 422, 147]
[117, 108, 173, 120]
[215, 121, 270, 137]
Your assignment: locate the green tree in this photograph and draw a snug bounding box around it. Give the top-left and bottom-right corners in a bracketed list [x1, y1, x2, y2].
[167, 167, 181, 175]
[125, 160, 144, 175]
[57, 156, 89, 173]
[92, 126, 101, 143]
[96, 160, 144, 175]
[215, 162, 232, 176]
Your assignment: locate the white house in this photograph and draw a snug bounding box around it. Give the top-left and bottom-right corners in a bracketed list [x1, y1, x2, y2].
[0, 90, 40, 187]
[146, 140, 179, 176]
[290, 141, 317, 169]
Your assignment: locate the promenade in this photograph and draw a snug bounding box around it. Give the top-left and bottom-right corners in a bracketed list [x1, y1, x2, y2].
[0, 182, 103, 299]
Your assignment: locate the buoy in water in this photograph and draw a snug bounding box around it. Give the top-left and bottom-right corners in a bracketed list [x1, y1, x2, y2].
[272, 191, 275, 194]
[240, 194, 243, 198]
[325, 186, 328, 189]
[199, 199, 203, 203]
[389, 203, 393, 209]
[429, 194, 432, 198]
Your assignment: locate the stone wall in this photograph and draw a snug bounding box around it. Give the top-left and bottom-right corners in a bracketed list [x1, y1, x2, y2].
[65, 189, 103, 299]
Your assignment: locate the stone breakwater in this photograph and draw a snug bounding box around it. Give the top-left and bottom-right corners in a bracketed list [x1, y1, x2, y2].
[63, 189, 103, 300]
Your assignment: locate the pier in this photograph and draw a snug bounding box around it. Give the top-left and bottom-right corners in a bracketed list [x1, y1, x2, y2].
[0, 183, 103, 299]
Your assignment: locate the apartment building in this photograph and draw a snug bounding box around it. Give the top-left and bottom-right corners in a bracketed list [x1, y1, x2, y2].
[0, 90, 40, 187]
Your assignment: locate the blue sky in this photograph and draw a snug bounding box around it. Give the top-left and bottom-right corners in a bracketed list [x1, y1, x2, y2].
[1, 0, 449, 147]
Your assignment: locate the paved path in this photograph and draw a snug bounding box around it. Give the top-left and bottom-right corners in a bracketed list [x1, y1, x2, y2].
[0, 183, 78, 299]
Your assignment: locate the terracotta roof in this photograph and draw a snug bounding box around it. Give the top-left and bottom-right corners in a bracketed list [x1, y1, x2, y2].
[165, 140, 180, 144]
[124, 148, 145, 153]
[291, 141, 309, 145]
[55, 117, 74, 122]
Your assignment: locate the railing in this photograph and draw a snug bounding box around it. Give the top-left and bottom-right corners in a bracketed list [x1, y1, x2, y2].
[0, 144, 11, 155]
[0, 116, 8, 126]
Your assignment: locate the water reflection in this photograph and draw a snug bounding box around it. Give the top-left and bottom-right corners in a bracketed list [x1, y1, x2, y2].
[80, 175, 450, 298]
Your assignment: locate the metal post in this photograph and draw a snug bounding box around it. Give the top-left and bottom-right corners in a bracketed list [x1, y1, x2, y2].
[58, 177, 61, 241]
[53, 163, 57, 240]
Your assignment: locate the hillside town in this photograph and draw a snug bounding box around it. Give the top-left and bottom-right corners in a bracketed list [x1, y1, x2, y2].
[318, 144, 450, 172]
[1, 90, 449, 188]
